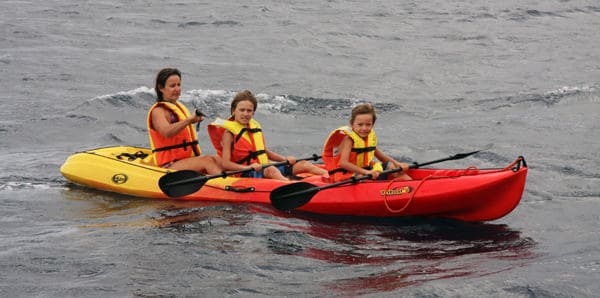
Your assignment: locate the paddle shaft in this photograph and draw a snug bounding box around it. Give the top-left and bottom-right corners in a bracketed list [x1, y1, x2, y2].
[271, 149, 483, 204]
[273, 166, 405, 200]
[163, 154, 322, 188]
[409, 151, 481, 169]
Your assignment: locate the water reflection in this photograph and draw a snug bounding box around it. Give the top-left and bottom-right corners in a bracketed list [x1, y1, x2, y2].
[62, 186, 537, 295]
[267, 215, 537, 294]
[61, 185, 233, 228]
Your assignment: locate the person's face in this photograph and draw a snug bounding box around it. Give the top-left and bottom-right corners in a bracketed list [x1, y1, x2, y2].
[351, 113, 374, 138]
[159, 75, 181, 102]
[232, 100, 255, 125]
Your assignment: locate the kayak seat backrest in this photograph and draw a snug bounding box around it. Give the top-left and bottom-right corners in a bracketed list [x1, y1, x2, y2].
[140, 154, 156, 166]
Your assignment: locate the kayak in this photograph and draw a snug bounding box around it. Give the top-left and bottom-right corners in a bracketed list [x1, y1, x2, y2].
[60, 146, 528, 222]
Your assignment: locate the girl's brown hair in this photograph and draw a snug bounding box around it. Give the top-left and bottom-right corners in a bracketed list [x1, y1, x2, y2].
[230, 90, 257, 114]
[350, 103, 377, 124]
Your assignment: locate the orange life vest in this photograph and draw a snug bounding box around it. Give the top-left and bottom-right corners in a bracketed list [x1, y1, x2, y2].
[207, 117, 269, 165]
[322, 126, 382, 181]
[147, 101, 201, 166]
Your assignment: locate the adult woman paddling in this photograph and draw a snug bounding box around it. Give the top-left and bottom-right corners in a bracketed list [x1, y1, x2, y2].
[147, 67, 222, 174]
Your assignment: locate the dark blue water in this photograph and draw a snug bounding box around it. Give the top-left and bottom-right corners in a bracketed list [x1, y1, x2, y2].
[1, 1, 599, 297]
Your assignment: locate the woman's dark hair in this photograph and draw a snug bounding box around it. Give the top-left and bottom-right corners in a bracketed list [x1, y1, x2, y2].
[155, 68, 181, 101]
[230, 90, 257, 114]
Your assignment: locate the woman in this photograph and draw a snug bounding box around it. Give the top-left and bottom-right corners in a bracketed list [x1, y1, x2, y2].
[147, 68, 222, 174]
[322, 103, 412, 181]
[208, 90, 329, 181]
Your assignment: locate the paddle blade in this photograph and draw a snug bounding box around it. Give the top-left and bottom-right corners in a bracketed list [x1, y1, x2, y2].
[453, 149, 483, 159]
[159, 170, 206, 197]
[270, 182, 319, 211]
[451, 144, 492, 159]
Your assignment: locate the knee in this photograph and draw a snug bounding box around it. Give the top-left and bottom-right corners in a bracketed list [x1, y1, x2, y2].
[263, 166, 276, 176]
[210, 155, 221, 164]
[202, 156, 219, 168]
[295, 160, 309, 168]
[264, 166, 282, 178]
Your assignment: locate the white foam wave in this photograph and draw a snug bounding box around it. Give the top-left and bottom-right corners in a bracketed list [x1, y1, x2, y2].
[180, 89, 236, 104]
[0, 181, 65, 192]
[259, 94, 298, 111]
[544, 86, 600, 105]
[181, 89, 300, 113]
[89, 86, 155, 101]
[544, 86, 595, 96]
[185, 89, 232, 98]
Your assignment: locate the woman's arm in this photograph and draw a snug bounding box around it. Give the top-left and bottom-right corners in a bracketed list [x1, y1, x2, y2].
[150, 107, 200, 138]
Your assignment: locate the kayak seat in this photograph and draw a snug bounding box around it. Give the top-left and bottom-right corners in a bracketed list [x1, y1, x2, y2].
[115, 150, 156, 166]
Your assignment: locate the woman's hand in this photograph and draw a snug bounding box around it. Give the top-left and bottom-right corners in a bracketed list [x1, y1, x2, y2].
[187, 113, 204, 124]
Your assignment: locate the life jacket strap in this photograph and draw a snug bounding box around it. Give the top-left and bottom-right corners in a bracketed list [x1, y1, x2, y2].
[236, 150, 267, 165]
[351, 146, 376, 154]
[152, 139, 199, 154]
[235, 127, 262, 143]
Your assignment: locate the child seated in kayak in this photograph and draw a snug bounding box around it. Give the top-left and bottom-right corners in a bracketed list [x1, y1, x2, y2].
[322, 103, 412, 182]
[208, 90, 329, 181]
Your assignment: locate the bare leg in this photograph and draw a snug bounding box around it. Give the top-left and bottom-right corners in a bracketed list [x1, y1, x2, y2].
[169, 155, 222, 175]
[263, 166, 289, 181]
[292, 160, 330, 178]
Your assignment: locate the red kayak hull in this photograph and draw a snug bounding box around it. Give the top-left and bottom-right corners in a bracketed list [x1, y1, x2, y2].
[295, 166, 527, 221]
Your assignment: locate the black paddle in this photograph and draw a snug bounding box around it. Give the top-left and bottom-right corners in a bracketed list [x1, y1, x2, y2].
[159, 154, 322, 197]
[269, 149, 486, 211]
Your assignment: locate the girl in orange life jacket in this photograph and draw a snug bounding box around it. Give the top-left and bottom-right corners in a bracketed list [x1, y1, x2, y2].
[209, 90, 329, 181]
[323, 103, 412, 182]
[147, 68, 222, 175]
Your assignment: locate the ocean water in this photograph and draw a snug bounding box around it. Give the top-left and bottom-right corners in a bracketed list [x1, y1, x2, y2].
[1, 0, 599, 297]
